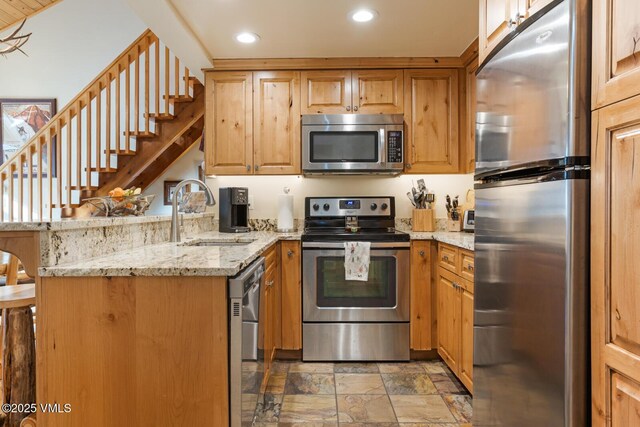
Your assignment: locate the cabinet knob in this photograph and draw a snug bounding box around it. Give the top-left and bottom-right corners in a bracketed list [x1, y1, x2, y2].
[346, 106, 351, 112]
[246, 165, 251, 171]
[419, 250, 425, 257]
[508, 18, 518, 29]
[405, 163, 412, 169]
[354, 106, 359, 112]
[267, 280, 274, 288]
[255, 165, 259, 171]
[443, 255, 449, 262]
[516, 13, 526, 24]
[287, 250, 294, 258]
[468, 265, 474, 271]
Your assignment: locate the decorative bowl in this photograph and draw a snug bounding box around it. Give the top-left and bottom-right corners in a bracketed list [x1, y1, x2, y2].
[83, 194, 155, 217]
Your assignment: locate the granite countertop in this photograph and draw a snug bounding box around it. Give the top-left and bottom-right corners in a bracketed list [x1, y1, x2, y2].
[0, 212, 216, 232]
[407, 231, 474, 251]
[39, 230, 301, 277]
[39, 228, 473, 278]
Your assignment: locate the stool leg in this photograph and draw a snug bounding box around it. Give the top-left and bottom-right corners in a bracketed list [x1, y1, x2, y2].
[5, 256, 18, 287]
[2, 307, 35, 427]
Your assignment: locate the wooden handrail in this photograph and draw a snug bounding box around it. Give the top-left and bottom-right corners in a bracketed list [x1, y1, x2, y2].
[0, 29, 197, 221]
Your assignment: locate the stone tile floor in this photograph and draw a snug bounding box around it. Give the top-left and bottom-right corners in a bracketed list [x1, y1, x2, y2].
[248, 360, 472, 426]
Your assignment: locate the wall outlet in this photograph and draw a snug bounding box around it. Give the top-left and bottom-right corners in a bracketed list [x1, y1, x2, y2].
[248, 195, 255, 210]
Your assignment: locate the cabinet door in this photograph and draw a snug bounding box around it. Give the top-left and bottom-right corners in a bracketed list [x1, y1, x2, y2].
[437, 269, 461, 374]
[410, 241, 434, 350]
[280, 241, 301, 350]
[301, 70, 352, 114]
[523, 0, 554, 18]
[592, 95, 640, 426]
[438, 243, 459, 274]
[463, 61, 478, 173]
[253, 71, 301, 175]
[479, 0, 517, 64]
[611, 373, 640, 426]
[404, 69, 459, 173]
[204, 71, 253, 175]
[352, 70, 404, 114]
[460, 288, 474, 393]
[593, 0, 640, 108]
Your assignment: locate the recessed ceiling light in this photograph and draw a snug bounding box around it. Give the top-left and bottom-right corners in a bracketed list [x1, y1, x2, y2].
[350, 9, 377, 23]
[235, 32, 260, 44]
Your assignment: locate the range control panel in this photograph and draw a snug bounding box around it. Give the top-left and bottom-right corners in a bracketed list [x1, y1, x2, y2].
[307, 197, 394, 217]
[387, 130, 403, 163]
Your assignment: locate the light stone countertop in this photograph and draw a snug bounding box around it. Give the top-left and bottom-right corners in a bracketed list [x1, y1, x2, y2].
[39, 230, 301, 277]
[39, 229, 473, 277]
[407, 231, 474, 251]
[0, 212, 216, 232]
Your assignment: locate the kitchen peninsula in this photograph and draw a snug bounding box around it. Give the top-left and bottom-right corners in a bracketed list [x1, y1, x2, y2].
[0, 213, 473, 426]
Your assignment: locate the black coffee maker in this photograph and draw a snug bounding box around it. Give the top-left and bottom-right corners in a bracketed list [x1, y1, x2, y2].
[219, 187, 251, 233]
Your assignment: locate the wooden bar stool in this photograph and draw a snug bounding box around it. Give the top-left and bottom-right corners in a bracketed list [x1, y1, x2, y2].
[0, 255, 36, 427]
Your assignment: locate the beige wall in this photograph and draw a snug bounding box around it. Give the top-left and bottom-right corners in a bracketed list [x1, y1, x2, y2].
[206, 173, 474, 220]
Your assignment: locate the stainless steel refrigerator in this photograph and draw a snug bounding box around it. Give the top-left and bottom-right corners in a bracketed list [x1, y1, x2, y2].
[473, 0, 590, 425]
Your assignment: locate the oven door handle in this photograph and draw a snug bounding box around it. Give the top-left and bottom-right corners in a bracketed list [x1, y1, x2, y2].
[302, 241, 410, 249]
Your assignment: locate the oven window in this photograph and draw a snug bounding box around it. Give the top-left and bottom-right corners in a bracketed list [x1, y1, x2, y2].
[316, 256, 396, 308]
[309, 131, 379, 162]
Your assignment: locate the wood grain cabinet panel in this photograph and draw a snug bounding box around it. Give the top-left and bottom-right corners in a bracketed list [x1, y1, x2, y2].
[437, 268, 461, 374]
[404, 69, 459, 173]
[460, 250, 475, 282]
[410, 241, 435, 350]
[463, 61, 478, 173]
[479, 0, 516, 64]
[592, 95, 640, 425]
[593, 0, 640, 108]
[460, 285, 474, 393]
[280, 241, 302, 350]
[253, 71, 301, 175]
[438, 243, 459, 274]
[611, 373, 640, 427]
[204, 71, 253, 175]
[301, 70, 352, 114]
[352, 70, 404, 114]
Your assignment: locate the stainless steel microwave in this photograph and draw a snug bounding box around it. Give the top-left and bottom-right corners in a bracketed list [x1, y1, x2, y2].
[302, 114, 404, 175]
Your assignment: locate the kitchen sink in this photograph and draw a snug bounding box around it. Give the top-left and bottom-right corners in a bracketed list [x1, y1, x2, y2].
[179, 238, 256, 247]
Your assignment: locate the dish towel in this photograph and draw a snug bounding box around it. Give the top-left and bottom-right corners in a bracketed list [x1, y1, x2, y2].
[344, 241, 371, 281]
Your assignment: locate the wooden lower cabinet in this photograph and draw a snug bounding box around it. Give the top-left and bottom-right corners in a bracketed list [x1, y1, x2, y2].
[410, 241, 436, 350]
[592, 94, 640, 425]
[436, 243, 474, 393]
[280, 241, 302, 350]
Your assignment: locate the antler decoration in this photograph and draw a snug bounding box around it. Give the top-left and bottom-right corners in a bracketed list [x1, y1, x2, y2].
[0, 19, 32, 57]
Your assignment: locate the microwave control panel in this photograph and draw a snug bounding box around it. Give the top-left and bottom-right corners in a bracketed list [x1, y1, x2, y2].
[387, 131, 403, 163]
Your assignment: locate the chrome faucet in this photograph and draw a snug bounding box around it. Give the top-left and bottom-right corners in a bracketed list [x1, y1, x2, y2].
[170, 179, 216, 242]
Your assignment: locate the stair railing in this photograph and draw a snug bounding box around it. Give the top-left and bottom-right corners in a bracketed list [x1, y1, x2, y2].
[0, 29, 194, 222]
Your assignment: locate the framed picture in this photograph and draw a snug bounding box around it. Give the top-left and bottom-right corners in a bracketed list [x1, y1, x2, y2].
[0, 98, 57, 177]
[164, 180, 191, 206]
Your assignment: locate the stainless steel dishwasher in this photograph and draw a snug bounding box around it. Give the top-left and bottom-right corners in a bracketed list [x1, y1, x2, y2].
[229, 257, 265, 427]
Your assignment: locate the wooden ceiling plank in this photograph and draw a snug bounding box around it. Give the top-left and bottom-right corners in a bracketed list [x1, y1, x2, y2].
[0, 0, 61, 33]
[9, 0, 38, 13]
[0, 2, 26, 20]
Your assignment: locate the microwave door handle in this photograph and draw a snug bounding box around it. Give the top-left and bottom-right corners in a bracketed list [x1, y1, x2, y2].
[379, 128, 386, 165]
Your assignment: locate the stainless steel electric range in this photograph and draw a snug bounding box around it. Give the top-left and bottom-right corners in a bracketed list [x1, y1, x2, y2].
[301, 196, 410, 361]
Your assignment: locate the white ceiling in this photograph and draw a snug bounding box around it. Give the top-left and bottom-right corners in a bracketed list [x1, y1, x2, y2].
[168, 0, 478, 59]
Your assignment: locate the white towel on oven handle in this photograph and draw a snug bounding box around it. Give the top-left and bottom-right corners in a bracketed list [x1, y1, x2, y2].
[344, 241, 370, 281]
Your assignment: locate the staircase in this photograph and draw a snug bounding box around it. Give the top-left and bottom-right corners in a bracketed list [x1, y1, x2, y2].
[0, 29, 204, 221]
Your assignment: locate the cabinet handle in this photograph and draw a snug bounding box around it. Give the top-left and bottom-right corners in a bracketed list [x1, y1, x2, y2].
[405, 163, 412, 169]
[354, 106, 359, 112]
[419, 250, 425, 257]
[267, 280, 274, 288]
[246, 165, 251, 171]
[287, 250, 294, 258]
[346, 106, 351, 112]
[468, 264, 474, 271]
[508, 16, 519, 29]
[255, 165, 259, 171]
[516, 13, 526, 24]
[443, 255, 449, 262]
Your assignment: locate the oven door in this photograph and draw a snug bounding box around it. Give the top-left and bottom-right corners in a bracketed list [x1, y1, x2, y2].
[302, 242, 410, 322]
[302, 124, 402, 173]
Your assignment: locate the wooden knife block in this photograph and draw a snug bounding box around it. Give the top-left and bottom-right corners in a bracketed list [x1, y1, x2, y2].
[412, 209, 436, 232]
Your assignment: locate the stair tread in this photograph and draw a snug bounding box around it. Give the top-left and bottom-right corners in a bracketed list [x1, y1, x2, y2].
[145, 113, 175, 121]
[124, 131, 157, 138]
[164, 95, 193, 103]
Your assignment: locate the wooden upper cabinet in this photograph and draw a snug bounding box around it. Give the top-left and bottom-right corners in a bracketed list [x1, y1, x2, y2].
[204, 71, 253, 175]
[463, 61, 478, 173]
[592, 95, 640, 426]
[404, 69, 459, 173]
[593, 0, 640, 108]
[479, 0, 516, 64]
[352, 70, 404, 114]
[301, 70, 352, 114]
[253, 71, 301, 175]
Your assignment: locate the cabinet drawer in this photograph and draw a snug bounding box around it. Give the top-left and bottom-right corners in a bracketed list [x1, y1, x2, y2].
[438, 243, 458, 274]
[264, 244, 277, 269]
[460, 250, 475, 283]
